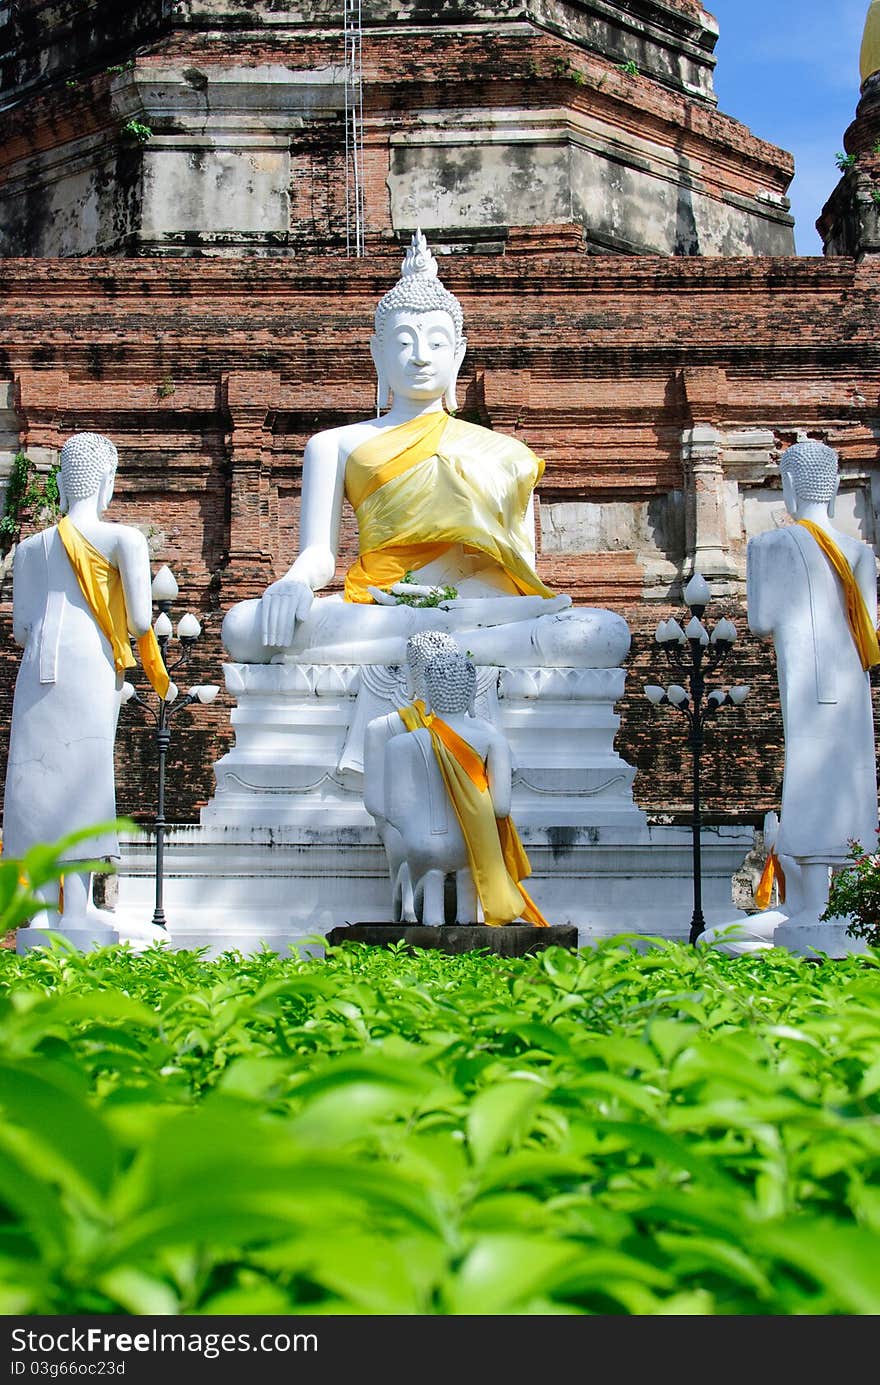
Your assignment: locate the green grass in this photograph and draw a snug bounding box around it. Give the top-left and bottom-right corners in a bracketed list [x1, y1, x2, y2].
[0, 938, 878, 1315]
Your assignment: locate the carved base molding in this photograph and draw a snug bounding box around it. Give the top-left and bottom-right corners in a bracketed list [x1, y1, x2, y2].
[113, 821, 754, 958]
[202, 660, 644, 831]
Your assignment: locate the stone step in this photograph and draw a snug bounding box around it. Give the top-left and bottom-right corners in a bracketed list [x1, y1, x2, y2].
[324, 923, 578, 956]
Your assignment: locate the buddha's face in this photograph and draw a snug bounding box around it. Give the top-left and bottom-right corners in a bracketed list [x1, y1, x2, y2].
[371, 309, 465, 405]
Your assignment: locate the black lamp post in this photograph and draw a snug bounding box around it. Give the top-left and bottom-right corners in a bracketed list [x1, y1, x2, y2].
[122, 565, 218, 930]
[644, 571, 749, 945]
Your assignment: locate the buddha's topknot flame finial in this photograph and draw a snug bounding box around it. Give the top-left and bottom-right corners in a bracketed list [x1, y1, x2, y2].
[400, 228, 439, 282]
[374, 229, 464, 344]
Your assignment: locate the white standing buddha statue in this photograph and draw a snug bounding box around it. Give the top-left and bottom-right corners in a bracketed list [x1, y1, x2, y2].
[3, 432, 171, 947]
[701, 438, 880, 955]
[221, 231, 629, 671]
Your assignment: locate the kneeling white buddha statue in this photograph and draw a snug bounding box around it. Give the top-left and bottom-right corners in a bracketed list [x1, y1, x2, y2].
[365, 648, 549, 928]
[222, 231, 629, 671]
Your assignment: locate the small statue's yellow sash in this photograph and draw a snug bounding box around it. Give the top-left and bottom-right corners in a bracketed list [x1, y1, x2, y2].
[398, 701, 549, 927]
[754, 847, 786, 911]
[57, 517, 170, 698]
[343, 412, 554, 604]
[796, 520, 880, 671]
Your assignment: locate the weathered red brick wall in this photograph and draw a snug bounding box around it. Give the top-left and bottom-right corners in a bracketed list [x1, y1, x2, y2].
[1, 248, 877, 828]
[0, 20, 792, 257]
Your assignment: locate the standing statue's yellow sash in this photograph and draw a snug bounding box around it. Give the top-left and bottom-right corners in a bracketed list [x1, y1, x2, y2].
[343, 412, 555, 603]
[796, 520, 880, 672]
[57, 517, 170, 698]
[398, 701, 549, 927]
[754, 847, 786, 910]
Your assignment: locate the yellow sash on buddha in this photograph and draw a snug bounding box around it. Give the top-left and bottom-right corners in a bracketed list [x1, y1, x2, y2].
[796, 520, 880, 672]
[57, 517, 170, 698]
[343, 412, 555, 604]
[754, 847, 786, 911]
[398, 702, 549, 928]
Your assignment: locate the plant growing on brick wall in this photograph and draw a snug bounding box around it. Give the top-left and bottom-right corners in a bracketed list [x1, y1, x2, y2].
[617, 59, 639, 76]
[835, 151, 857, 171]
[551, 55, 585, 86]
[0, 451, 61, 555]
[119, 118, 152, 145]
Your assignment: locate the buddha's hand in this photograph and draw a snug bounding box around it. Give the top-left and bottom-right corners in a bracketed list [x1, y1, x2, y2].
[367, 586, 400, 606]
[437, 592, 573, 623]
[259, 578, 314, 648]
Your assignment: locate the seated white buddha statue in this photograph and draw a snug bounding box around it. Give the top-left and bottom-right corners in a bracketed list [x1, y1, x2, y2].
[222, 231, 629, 670]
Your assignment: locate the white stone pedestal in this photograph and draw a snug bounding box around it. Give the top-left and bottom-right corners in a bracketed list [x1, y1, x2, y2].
[16, 924, 120, 954]
[111, 659, 754, 955]
[700, 907, 869, 959]
[202, 661, 645, 832]
[771, 918, 867, 959]
[112, 821, 753, 958]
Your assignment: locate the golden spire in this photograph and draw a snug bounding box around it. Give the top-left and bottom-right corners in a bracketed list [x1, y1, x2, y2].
[860, 0, 880, 82]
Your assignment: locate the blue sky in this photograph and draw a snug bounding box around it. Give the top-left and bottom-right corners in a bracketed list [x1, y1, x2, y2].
[708, 0, 868, 253]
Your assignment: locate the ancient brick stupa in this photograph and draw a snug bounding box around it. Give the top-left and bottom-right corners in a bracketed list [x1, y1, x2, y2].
[1, 0, 794, 258]
[819, 0, 880, 256]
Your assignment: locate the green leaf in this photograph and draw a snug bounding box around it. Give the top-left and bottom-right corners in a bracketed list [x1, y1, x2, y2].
[196, 1282, 293, 1314]
[444, 1234, 670, 1314]
[289, 1078, 433, 1145]
[287, 1054, 450, 1145]
[654, 1231, 775, 1299]
[0, 1141, 71, 1260]
[592, 1120, 737, 1189]
[569, 1070, 665, 1114]
[444, 1235, 585, 1313]
[754, 1220, 880, 1314]
[466, 1076, 549, 1165]
[0, 1058, 118, 1202]
[474, 1150, 591, 1194]
[96, 1267, 180, 1315]
[217, 1057, 294, 1100]
[259, 1231, 445, 1314]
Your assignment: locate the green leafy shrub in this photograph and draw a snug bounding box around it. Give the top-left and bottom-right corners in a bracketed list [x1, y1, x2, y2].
[822, 839, 880, 946]
[0, 934, 879, 1314]
[836, 151, 857, 171]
